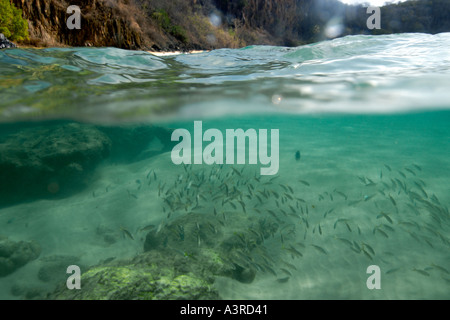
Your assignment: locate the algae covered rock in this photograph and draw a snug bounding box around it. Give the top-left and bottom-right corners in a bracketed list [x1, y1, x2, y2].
[0, 237, 41, 277]
[49, 255, 220, 300]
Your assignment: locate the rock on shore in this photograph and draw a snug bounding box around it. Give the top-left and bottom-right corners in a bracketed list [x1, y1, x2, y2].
[0, 33, 17, 49]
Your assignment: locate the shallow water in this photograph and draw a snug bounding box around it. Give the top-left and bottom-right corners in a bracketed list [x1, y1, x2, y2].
[0, 33, 449, 300]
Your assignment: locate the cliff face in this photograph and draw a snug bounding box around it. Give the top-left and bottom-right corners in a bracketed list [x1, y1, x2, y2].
[12, 0, 144, 49]
[12, 0, 240, 51]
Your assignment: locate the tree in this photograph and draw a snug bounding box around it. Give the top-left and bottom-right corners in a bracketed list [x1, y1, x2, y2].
[0, 0, 29, 41]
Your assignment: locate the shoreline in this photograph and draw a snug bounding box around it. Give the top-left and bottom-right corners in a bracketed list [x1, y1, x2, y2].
[8, 43, 211, 55]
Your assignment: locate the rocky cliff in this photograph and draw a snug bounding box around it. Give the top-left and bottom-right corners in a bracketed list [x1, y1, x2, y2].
[12, 0, 145, 49]
[11, 0, 241, 51]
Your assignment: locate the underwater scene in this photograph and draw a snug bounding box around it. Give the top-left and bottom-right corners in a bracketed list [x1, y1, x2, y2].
[0, 33, 449, 300]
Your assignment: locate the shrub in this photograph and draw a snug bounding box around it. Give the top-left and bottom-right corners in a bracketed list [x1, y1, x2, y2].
[0, 0, 29, 41]
[151, 8, 187, 43]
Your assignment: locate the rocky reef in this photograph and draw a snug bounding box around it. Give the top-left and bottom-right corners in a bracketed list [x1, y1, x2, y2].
[0, 121, 175, 207]
[0, 236, 41, 277]
[49, 250, 220, 300]
[0, 122, 112, 206]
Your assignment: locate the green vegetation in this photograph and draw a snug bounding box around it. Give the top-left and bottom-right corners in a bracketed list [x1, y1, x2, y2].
[152, 9, 187, 43]
[0, 0, 28, 41]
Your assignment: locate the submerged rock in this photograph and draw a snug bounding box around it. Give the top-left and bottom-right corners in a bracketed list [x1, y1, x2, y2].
[49, 250, 220, 300]
[0, 122, 111, 206]
[0, 237, 41, 277]
[0, 33, 17, 49]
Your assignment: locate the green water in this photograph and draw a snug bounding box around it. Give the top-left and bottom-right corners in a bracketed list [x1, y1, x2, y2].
[0, 33, 449, 300]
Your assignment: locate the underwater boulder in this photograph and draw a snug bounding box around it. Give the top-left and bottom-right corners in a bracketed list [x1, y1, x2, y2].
[0, 122, 111, 206]
[48, 251, 220, 300]
[0, 237, 41, 277]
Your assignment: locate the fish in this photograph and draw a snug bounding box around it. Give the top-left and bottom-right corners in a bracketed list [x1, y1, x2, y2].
[412, 268, 430, 277]
[412, 163, 422, 171]
[276, 277, 290, 283]
[348, 200, 361, 206]
[197, 233, 202, 247]
[335, 191, 348, 200]
[280, 268, 292, 276]
[127, 190, 138, 199]
[282, 260, 298, 271]
[381, 224, 395, 233]
[381, 182, 390, 189]
[386, 268, 401, 274]
[430, 194, 440, 205]
[362, 249, 373, 260]
[285, 193, 294, 200]
[335, 237, 353, 247]
[334, 218, 346, 229]
[285, 245, 303, 258]
[345, 222, 352, 232]
[303, 218, 309, 229]
[299, 180, 310, 187]
[377, 212, 393, 224]
[311, 244, 327, 255]
[388, 195, 397, 206]
[288, 204, 296, 214]
[384, 164, 392, 171]
[404, 168, 416, 176]
[139, 224, 156, 232]
[362, 243, 375, 255]
[374, 227, 389, 238]
[431, 264, 449, 275]
[238, 200, 247, 213]
[415, 184, 428, 198]
[267, 210, 278, 219]
[231, 167, 242, 177]
[120, 227, 134, 240]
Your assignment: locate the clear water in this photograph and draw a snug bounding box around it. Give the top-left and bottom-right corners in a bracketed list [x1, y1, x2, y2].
[0, 33, 449, 299]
